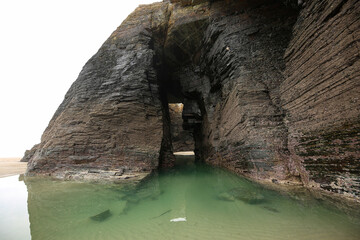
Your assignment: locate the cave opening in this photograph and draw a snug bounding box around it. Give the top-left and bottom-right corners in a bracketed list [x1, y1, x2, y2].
[156, 43, 206, 168]
[157, 68, 208, 168]
[168, 103, 194, 153]
[156, 58, 205, 168]
[167, 95, 206, 168]
[155, 0, 301, 171]
[166, 98, 203, 166]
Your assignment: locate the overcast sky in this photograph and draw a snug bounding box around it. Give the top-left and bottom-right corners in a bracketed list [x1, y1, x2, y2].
[0, 0, 157, 157]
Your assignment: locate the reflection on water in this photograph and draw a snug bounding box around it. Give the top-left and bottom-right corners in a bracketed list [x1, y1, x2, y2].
[0, 175, 30, 240]
[1, 156, 360, 240]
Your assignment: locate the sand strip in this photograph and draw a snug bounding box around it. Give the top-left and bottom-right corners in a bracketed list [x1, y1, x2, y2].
[0, 158, 27, 178]
[173, 151, 195, 156]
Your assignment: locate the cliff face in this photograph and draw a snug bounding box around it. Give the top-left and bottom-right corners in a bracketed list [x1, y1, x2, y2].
[23, 0, 360, 200]
[24, 3, 171, 177]
[281, 0, 360, 196]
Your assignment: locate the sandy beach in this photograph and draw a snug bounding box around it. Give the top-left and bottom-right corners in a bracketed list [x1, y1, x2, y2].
[0, 158, 27, 178]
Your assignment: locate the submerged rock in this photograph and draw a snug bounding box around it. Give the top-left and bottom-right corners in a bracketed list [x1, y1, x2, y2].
[217, 192, 236, 202]
[122, 194, 140, 204]
[90, 209, 112, 222]
[120, 174, 163, 214]
[263, 206, 280, 213]
[218, 187, 265, 204]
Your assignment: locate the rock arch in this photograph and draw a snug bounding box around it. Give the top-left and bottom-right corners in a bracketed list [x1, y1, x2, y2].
[23, 0, 360, 200]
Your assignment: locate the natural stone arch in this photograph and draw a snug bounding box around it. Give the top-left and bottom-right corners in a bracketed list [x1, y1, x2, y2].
[22, 0, 360, 201]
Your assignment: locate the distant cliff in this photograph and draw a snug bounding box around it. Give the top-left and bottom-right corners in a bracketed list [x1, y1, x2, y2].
[23, 0, 360, 201]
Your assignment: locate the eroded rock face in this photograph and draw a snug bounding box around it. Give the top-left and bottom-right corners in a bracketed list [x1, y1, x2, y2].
[186, 0, 297, 183]
[23, 0, 359, 200]
[281, 0, 360, 197]
[24, 3, 172, 177]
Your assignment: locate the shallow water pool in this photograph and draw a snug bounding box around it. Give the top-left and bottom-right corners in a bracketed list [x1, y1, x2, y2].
[1, 158, 360, 240]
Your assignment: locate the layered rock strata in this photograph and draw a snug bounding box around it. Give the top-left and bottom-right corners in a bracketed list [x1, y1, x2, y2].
[281, 0, 360, 197]
[23, 0, 359, 200]
[24, 3, 172, 177]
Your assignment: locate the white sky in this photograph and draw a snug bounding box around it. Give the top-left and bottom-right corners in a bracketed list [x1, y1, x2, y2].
[0, 0, 157, 157]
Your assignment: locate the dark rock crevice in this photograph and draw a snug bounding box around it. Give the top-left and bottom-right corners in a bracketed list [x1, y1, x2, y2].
[156, 60, 177, 168]
[151, 4, 177, 169]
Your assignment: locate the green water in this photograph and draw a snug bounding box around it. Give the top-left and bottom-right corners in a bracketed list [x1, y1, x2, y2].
[1, 157, 360, 240]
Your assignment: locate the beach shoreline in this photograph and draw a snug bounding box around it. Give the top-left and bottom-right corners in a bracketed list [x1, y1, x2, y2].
[0, 158, 27, 178]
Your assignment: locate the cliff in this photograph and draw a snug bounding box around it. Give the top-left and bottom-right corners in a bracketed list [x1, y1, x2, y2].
[23, 0, 360, 200]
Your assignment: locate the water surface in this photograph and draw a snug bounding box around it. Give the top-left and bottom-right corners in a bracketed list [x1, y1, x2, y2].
[1, 157, 359, 240]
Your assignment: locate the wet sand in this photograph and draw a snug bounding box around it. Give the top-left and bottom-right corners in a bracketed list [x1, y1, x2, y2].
[0, 158, 27, 178]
